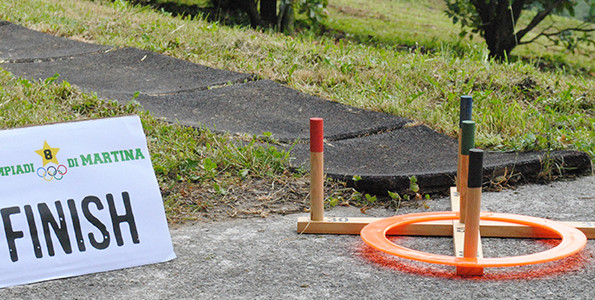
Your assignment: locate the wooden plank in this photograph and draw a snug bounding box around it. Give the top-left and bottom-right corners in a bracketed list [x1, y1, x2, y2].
[454, 221, 484, 275]
[452, 187, 484, 275]
[297, 217, 595, 238]
[297, 187, 595, 239]
[453, 222, 484, 258]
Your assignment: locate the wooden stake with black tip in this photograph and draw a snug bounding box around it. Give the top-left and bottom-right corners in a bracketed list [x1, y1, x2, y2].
[458, 148, 485, 276]
[456, 96, 473, 192]
[459, 120, 475, 224]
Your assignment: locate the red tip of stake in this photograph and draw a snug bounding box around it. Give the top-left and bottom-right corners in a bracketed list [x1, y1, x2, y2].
[310, 118, 324, 153]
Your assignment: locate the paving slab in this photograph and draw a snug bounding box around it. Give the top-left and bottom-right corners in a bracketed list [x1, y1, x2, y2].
[134, 80, 410, 142]
[287, 125, 592, 194]
[0, 22, 111, 62]
[1, 47, 254, 98]
[0, 176, 593, 299]
[0, 22, 592, 195]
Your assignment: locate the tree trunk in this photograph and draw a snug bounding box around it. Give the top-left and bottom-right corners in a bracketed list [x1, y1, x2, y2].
[278, 0, 295, 33]
[210, 0, 264, 28]
[483, 12, 518, 60]
[260, 0, 278, 27]
[239, 0, 264, 28]
[473, 0, 524, 60]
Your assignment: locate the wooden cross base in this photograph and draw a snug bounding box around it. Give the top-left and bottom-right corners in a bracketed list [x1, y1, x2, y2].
[297, 215, 594, 238]
[297, 187, 594, 275]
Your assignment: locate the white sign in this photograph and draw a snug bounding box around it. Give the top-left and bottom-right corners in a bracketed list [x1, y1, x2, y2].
[0, 116, 175, 287]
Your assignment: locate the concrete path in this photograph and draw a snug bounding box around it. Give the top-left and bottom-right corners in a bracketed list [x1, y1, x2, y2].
[0, 21, 592, 193]
[0, 21, 111, 62]
[1, 176, 593, 299]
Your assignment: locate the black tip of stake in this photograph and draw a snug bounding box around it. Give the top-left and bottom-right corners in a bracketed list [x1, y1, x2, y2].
[459, 96, 473, 127]
[468, 149, 484, 188]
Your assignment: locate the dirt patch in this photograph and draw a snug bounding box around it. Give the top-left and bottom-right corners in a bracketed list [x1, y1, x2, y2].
[329, 4, 390, 22]
[163, 172, 443, 228]
[163, 174, 361, 224]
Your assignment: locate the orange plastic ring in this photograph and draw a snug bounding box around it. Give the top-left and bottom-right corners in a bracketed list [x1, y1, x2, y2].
[361, 211, 587, 268]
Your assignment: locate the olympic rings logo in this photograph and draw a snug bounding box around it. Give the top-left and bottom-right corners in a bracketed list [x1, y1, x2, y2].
[37, 165, 68, 181]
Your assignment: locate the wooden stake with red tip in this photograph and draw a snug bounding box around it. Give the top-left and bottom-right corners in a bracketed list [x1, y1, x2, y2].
[309, 118, 325, 221]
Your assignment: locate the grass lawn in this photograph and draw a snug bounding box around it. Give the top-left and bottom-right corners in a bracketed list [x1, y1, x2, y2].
[324, 0, 594, 73]
[0, 0, 593, 221]
[0, 70, 336, 222]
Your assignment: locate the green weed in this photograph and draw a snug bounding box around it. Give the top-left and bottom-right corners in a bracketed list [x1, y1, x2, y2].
[0, 70, 296, 221]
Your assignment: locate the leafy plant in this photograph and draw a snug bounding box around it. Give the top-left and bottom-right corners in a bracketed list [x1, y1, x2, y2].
[350, 176, 431, 213]
[409, 175, 419, 193]
[296, 0, 328, 31]
[387, 190, 402, 213]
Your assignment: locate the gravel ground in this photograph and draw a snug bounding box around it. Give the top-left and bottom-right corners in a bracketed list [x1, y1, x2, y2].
[1, 175, 593, 299]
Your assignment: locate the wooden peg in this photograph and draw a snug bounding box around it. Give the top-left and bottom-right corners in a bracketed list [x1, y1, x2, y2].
[456, 96, 473, 192]
[457, 149, 484, 276]
[309, 118, 324, 221]
[459, 120, 475, 224]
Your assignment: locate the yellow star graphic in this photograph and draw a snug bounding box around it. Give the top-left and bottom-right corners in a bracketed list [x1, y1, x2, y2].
[35, 141, 60, 166]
